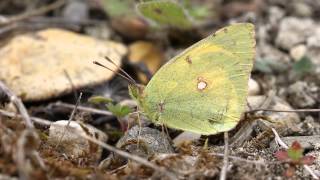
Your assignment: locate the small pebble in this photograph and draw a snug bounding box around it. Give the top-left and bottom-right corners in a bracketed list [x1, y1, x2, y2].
[99, 126, 173, 170]
[291, 2, 312, 17]
[48, 120, 107, 159]
[287, 81, 317, 108]
[248, 78, 260, 96]
[290, 44, 307, 61]
[173, 131, 201, 147]
[276, 17, 315, 50]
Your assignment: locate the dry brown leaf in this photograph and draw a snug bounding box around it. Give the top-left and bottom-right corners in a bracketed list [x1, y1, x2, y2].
[128, 41, 164, 83]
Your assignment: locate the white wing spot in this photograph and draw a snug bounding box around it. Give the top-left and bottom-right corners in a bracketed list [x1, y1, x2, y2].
[197, 81, 207, 90]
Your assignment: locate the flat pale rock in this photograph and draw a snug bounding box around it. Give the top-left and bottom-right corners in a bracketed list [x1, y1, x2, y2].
[0, 28, 127, 101]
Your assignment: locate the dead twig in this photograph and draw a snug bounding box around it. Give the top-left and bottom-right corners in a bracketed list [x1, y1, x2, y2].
[55, 92, 82, 149]
[0, 81, 33, 128]
[247, 108, 320, 114]
[209, 152, 267, 166]
[16, 129, 46, 180]
[0, 81, 47, 179]
[271, 128, 319, 179]
[78, 133, 178, 180]
[0, 109, 51, 126]
[0, 0, 66, 26]
[220, 132, 229, 180]
[52, 101, 113, 116]
[0, 109, 178, 179]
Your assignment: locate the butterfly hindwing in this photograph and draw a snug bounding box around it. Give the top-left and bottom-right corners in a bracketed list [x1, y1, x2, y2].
[140, 23, 255, 135]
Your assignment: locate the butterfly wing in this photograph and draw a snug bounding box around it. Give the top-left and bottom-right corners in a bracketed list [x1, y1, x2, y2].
[140, 23, 255, 135]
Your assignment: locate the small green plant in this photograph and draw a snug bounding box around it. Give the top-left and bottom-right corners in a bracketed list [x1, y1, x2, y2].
[107, 103, 132, 118]
[102, 0, 136, 17]
[88, 96, 132, 131]
[275, 141, 315, 178]
[254, 58, 274, 73]
[292, 56, 314, 76]
[88, 96, 113, 104]
[107, 102, 132, 131]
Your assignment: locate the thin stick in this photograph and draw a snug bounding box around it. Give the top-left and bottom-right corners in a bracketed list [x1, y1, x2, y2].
[16, 129, 36, 180]
[55, 92, 82, 149]
[0, 109, 177, 179]
[0, 110, 270, 168]
[78, 132, 177, 180]
[220, 132, 229, 180]
[271, 128, 319, 179]
[271, 128, 288, 149]
[209, 153, 266, 165]
[247, 108, 320, 114]
[0, 0, 66, 26]
[52, 101, 113, 116]
[0, 109, 52, 126]
[0, 81, 33, 128]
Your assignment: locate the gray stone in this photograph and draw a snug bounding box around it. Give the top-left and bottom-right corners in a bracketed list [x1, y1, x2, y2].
[287, 81, 318, 108]
[99, 126, 174, 170]
[248, 78, 261, 96]
[290, 44, 307, 61]
[48, 120, 107, 159]
[256, 44, 291, 73]
[276, 17, 315, 50]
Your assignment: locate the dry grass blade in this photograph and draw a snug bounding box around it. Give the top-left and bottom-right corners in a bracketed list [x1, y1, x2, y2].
[0, 107, 177, 179]
[0, 0, 66, 26]
[0, 81, 46, 179]
[16, 129, 45, 180]
[52, 101, 113, 116]
[209, 153, 266, 166]
[0, 81, 33, 128]
[77, 132, 178, 180]
[0, 109, 52, 126]
[55, 92, 82, 149]
[53, 93, 176, 179]
[247, 108, 320, 114]
[220, 132, 229, 180]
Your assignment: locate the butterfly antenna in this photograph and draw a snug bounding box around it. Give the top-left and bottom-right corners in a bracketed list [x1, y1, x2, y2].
[93, 61, 136, 85]
[104, 56, 136, 84]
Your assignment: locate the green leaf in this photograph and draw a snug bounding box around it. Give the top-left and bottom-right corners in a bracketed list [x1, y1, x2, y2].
[182, 0, 210, 20]
[88, 96, 113, 104]
[107, 103, 132, 118]
[137, 0, 193, 29]
[287, 141, 303, 161]
[293, 56, 314, 75]
[102, 0, 136, 17]
[254, 58, 273, 73]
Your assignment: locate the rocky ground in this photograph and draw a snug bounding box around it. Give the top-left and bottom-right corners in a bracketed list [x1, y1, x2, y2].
[0, 0, 320, 179]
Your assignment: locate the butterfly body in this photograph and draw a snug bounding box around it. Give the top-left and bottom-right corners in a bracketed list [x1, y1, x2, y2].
[129, 23, 256, 135]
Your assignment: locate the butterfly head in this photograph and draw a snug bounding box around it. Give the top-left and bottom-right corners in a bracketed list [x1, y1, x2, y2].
[128, 84, 145, 105]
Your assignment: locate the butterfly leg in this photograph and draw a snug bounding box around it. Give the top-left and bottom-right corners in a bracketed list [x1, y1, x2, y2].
[137, 108, 142, 147]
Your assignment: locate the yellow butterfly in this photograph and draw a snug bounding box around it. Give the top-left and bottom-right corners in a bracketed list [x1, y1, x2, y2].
[128, 23, 255, 135]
